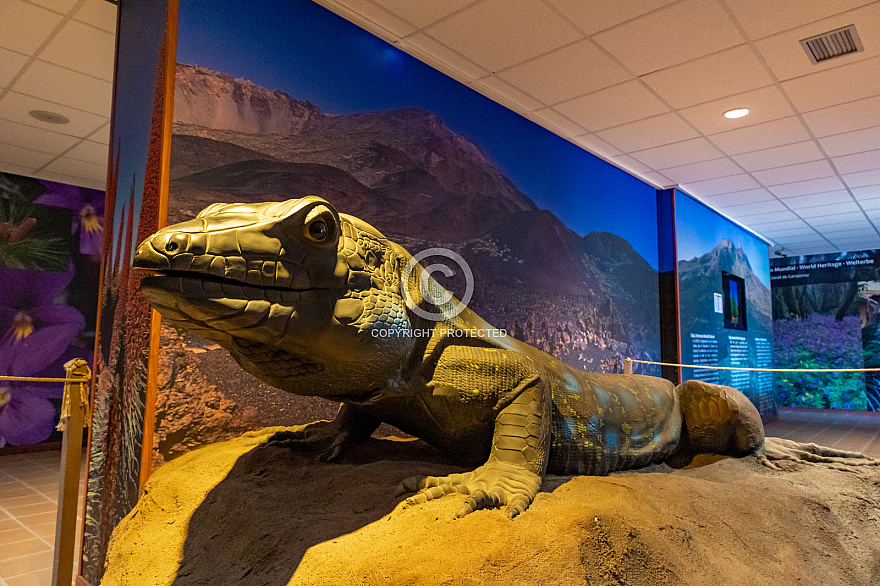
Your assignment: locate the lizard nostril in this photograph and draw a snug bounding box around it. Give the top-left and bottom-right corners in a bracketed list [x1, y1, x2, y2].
[165, 241, 179, 253]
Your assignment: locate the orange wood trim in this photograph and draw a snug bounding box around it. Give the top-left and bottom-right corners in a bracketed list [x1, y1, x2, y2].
[139, 0, 178, 492]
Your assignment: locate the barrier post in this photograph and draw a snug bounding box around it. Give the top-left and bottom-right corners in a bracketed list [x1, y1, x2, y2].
[624, 357, 633, 375]
[52, 359, 91, 586]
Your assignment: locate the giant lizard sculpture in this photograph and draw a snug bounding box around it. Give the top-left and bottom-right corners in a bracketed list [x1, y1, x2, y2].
[133, 196, 878, 518]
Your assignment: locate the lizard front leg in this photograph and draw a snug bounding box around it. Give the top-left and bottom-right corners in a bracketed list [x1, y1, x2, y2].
[398, 347, 551, 518]
[267, 402, 380, 462]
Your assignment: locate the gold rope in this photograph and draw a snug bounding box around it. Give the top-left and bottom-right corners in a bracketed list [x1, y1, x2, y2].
[0, 375, 82, 382]
[626, 358, 880, 373]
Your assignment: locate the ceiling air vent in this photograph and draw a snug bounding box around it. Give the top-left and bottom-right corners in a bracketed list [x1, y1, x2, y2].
[800, 25, 863, 64]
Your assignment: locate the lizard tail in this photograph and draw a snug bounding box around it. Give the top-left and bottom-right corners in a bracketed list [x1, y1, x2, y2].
[676, 380, 765, 457]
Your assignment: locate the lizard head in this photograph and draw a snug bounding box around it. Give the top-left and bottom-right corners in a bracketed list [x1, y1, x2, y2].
[133, 196, 419, 400]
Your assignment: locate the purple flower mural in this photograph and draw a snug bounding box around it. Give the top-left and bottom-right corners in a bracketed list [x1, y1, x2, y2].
[0, 265, 86, 446]
[36, 183, 105, 258]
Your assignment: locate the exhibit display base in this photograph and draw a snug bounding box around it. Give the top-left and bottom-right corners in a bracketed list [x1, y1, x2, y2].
[100, 427, 880, 586]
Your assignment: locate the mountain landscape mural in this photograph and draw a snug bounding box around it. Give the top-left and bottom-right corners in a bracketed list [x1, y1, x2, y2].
[155, 64, 662, 462]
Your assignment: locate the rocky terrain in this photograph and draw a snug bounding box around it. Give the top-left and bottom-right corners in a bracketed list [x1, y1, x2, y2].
[103, 428, 880, 586]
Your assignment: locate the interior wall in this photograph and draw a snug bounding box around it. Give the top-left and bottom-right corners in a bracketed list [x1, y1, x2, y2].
[674, 190, 775, 417]
[151, 0, 665, 464]
[771, 249, 880, 411]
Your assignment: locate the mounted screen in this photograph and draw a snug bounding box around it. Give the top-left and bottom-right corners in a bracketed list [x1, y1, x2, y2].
[723, 272, 747, 330]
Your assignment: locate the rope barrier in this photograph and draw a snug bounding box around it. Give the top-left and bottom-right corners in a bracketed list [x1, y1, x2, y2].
[625, 358, 880, 373]
[0, 375, 83, 383]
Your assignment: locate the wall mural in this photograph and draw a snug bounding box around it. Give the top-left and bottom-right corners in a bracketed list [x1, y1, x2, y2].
[771, 249, 880, 411]
[153, 0, 664, 464]
[0, 171, 101, 449]
[675, 192, 775, 417]
[80, 1, 174, 583]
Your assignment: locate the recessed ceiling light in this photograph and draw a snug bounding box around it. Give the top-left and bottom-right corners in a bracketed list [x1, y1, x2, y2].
[29, 110, 69, 124]
[723, 108, 749, 119]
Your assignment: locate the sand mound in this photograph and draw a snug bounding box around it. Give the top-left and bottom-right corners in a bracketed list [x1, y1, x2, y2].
[101, 427, 880, 586]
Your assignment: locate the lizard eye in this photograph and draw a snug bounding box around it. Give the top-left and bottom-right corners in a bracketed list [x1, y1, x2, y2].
[305, 219, 328, 242]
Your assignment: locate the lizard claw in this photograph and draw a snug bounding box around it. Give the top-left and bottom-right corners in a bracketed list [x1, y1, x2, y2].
[265, 421, 355, 462]
[398, 463, 540, 519]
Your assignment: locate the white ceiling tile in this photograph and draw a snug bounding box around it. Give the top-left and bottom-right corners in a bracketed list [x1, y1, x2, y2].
[0, 49, 28, 88]
[721, 199, 789, 217]
[852, 185, 880, 201]
[821, 226, 880, 238]
[592, 0, 743, 76]
[0, 162, 38, 176]
[781, 190, 855, 209]
[27, 0, 79, 12]
[752, 159, 836, 187]
[426, 0, 581, 72]
[0, 118, 78, 154]
[406, 33, 489, 80]
[760, 226, 820, 238]
[843, 169, 880, 188]
[754, 3, 880, 81]
[781, 56, 880, 113]
[641, 45, 772, 109]
[0, 142, 54, 169]
[786, 244, 839, 255]
[802, 95, 880, 138]
[678, 85, 795, 136]
[42, 156, 106, 181]
[0, 1, 64, 56]
[477, 75, 544, 111]
[680, 173, 759, 196]
[544, 0, 679, 35]
[638, 170, 675, 187]
[30, 169, 103, 190]
[725, 0, 873, 40]
[724, 208, 798, 224]
[609, 154, 653, 175]
[797, 201, 862, 218]
[73, 0, 117, 34]
[332, 0, 417, 36]
[65, 139, 109, 165]
[630, 137, 723, 169]
[533, 107, 589, 136]
[806, 212, 869, 227]
[830, 237, 880, 250]
[661, 157, 742, 183]
[368, 0, 473, 28]
[709, 116, 810, 155]
[573, 133, 623, 157]
[88, 121, 111, 144]
[747, 218, 810, 230]
[833, 149, 880, 175]
[864, 208, 880, 221]
[13, 61, 112, 116]
[774, 234, 832, 246]
[40, 21, 115, 81]
[769, 176, 845, 197]
[819, 126, 880, 157]
[732, 140, 825, 172]
[498, 40, 629, 104]
[702, 187, 774, 206]
[554, 81, 668, 131]
[0, 92, 107, 137]
[596, 112, 699, 152]
[859, 197, 880, 210]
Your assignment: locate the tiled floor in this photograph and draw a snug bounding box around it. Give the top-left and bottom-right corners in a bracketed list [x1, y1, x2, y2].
[764, 407, 880, 459]
[0, 450, 85, 586]
[0, 408, 879, 585]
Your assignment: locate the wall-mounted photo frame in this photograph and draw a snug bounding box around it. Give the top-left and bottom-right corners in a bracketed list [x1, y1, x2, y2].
[723, 271, 747, 331]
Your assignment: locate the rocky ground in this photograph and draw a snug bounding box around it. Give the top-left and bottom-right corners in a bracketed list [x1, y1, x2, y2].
[104, 428, 880, 586]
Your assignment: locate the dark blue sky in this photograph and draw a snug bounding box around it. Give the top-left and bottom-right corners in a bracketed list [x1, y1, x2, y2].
[177, 0, 660, 267]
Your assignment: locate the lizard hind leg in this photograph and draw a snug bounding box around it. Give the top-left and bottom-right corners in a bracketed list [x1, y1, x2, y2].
[676, 379, 765, 457]
[759, 437, 880, 471]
